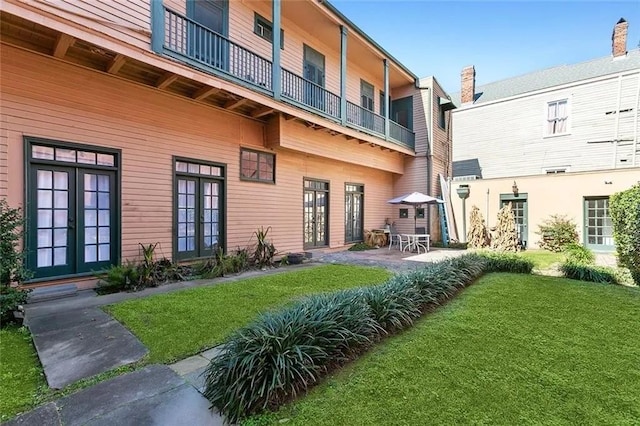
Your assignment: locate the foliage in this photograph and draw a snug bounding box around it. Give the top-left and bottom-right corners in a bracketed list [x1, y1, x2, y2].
[197, 247, 251, 279]
[536, 214, 579, 252]
[252, 227, 277, 268]
[609, 184, 640, 285]
[560, 262, 618, 285]
[0, 200, 32, 286]
[0, 326, 46, 421]
[0, 200, 32, 326]
[97, 243, 188, 294]
[265, 274, 640, 425]
[474, 251, 534, 274]
[202, 254, 495, 423]
[348, 242, 377, 251]
[430, 241, 468, 250]
[491, 203, 519, 252]
[467, 205, 490, 249]
[106, 265, 391, 364]
[563, 243, 595, 265]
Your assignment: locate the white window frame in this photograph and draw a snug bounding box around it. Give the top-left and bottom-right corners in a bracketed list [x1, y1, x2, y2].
[543, 98, 571, 138]
[543, 166, 570, 174]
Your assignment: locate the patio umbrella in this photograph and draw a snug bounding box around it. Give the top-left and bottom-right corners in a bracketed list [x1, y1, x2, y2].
[388, 192, 445, 233]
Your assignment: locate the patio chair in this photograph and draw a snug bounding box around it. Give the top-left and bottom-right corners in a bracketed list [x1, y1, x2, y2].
[388, 226, 408, 251]
[415, 227, 430, 253]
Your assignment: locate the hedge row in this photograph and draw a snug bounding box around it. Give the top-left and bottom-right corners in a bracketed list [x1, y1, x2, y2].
[202, 253, 533, 423]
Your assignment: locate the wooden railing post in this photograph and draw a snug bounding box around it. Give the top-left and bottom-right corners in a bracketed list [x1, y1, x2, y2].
[340, 25, 348, 125]
[384, 58, 390, 140]
[272, 0, 282, 99]
[151, 0, 164, 54]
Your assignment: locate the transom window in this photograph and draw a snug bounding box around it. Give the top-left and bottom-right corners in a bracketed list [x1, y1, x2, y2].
[240, 149, 275, 183]
[546, 99, 568, 135]
[254, 13, 284, 49]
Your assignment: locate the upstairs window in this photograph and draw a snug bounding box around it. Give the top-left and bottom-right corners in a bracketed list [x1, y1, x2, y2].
[546, 99, 568, 135]
[240, 148, 275, 183]
[254, 13, 284, 49]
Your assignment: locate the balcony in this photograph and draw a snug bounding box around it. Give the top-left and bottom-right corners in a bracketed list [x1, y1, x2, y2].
[155, 5, 415, 150]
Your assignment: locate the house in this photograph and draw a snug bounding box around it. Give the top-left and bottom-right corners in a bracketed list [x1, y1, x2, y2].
[450, 18, 640, 251]
[0, 0, 451, 288]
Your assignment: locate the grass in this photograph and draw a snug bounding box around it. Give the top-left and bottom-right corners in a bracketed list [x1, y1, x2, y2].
[520, 249, 565, 269]
[0, 327, 47, 421]
[106, 265, 391, 363]
[263, 274, 640, 425]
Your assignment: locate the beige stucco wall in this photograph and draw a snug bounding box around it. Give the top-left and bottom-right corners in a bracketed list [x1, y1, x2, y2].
[450, 168, 640, 250]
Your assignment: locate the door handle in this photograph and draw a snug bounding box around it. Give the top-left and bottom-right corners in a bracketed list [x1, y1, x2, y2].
[68, 217, 75, 230]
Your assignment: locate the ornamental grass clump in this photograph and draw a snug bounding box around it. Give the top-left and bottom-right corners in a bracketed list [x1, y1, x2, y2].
[475, 252, 535, 274]
[203, 254, 525, 423]
[559, 262, 618, 285]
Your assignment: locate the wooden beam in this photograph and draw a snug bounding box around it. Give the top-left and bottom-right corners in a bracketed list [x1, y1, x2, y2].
[156, 72, 178, 89]
[251, 106, 275, 118]
[224, 98, 249, 110]
[346, 135, 355, 140]
[192, 86, 220, 101]
[53, 33, 74, 58]
[284, 114, 296, 121]
[106, 54, 126, 74]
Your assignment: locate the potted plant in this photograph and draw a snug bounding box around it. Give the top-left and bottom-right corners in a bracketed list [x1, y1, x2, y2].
[286, 253, 305, 265]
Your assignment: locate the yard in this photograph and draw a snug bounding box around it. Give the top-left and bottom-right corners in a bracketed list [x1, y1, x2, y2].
[519, 249, 565, 269]
[106, 264, 391, 363]
[0, 327, 46, 421]
[260, 273, 640, 425]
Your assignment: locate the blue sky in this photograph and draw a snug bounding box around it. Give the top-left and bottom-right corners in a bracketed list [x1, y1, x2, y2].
[331, 1, 640, 93]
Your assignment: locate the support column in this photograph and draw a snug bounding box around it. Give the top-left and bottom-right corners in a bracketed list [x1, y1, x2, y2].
[384, 59, 390, 140]
[151, 0, 164, 54]
[272, 0, 282, 100]
[340, 25, 348, 125]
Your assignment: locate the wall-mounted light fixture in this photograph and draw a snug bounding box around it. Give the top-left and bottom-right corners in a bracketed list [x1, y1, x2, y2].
[456, 185, 470, 242]
[512, 181, 519, 196]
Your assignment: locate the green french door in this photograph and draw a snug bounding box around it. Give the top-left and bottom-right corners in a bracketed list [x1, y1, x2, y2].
[500, 194, 528, 248]
[26, 139, 119, 280]
[584, 197, 614, 251]
[304, 179, 329, 248]
[345, 184, 364, 243]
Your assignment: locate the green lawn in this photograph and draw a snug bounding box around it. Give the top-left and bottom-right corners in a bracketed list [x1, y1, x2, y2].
[0, 327, 46, 421]
[520, 249, 564, 269]
[265, 274, 640, 425]
[106, 265, 391, 363]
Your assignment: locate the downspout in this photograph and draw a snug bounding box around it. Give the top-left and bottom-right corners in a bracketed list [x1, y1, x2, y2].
[612, 75, 622, 168]
[633, 72, 640, 167]
[414, 78, 432, 233]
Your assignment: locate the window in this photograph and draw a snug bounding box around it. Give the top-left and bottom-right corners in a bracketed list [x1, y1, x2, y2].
[240, 149, 275, 183]
[399, 208, 409, 219]
[26, 138, 120, 280]
[546, 99, 568, 135]
[254, 13, 284, 49]
[360, 80, 374, 111]
[438, 104, 446, 130]
[545, 168, 567, 174]
[174, 158, 225, 260]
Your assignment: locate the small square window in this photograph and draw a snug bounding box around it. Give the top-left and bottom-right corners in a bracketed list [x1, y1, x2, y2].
[399, 209, 409, 219]
[240, 148, 275, 183]
[416, 208, 425, 219]
[254, 13, 284, 49]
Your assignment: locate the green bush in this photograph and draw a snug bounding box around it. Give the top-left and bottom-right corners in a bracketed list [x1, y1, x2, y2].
[560, 262, 618, 285]
[197, 247, 250, 279]
[348, 242, 377, 251]
[609, 184, 640, 285]
[536, 214, 579, 252]
[0, 286, 31, 325]
[474, 252, 534, 274]
[430, 241, 468, 250]
[563, 243, 595, 265]
[202, 254, 493, 423]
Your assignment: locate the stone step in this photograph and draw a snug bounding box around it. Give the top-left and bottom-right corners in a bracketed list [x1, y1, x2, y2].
[28, 284, 78, 304]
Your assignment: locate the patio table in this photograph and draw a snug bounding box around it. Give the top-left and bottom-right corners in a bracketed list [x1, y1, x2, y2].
[401, 234, 430, 254]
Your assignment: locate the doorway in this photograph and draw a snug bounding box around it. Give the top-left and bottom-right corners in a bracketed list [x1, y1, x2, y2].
[304, 179, 329, 248]
[345, 184, 364, 243]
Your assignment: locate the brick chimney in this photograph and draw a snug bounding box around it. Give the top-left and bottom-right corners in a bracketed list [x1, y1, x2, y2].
[461, 66, 475, 104]
[612, 18, 628, 58]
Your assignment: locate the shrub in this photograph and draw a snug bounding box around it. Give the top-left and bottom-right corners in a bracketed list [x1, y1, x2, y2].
[197, 247, 250, 279]
[467, 205, 490, 249]
[96, 262, 140, 294]
[560, 262, 618, 285]
[348, 242, 376, 251]
[563, 243, 595, 265]
[252, 227, 277, 268]
[0, 200, 32, 326]
[474, 252, 534, 274]
[202, 254, 498, 423]
[609, 184, 640, 285]
[536, 214, 579, 252]
[430, 241, 468, 250]
[492, 203, 519, 252]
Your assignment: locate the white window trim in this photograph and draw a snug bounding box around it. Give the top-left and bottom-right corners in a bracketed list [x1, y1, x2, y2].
[542, 97, 571, 138]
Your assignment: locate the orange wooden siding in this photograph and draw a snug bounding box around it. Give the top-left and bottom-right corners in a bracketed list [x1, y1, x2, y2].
[1, 46, 398, 264]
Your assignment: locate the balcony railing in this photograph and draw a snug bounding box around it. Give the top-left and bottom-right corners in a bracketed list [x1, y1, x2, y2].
[282, 68, 340, 119]
[346, 101, 385, 136]
[155, 6, 415, 150]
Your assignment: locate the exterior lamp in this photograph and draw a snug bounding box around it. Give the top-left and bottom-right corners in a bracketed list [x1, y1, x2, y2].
[456, 185, 470, 242]
[512, 181, 519, 196]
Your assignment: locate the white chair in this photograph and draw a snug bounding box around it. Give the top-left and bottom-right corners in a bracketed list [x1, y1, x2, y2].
[388, 226, 408, 251]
